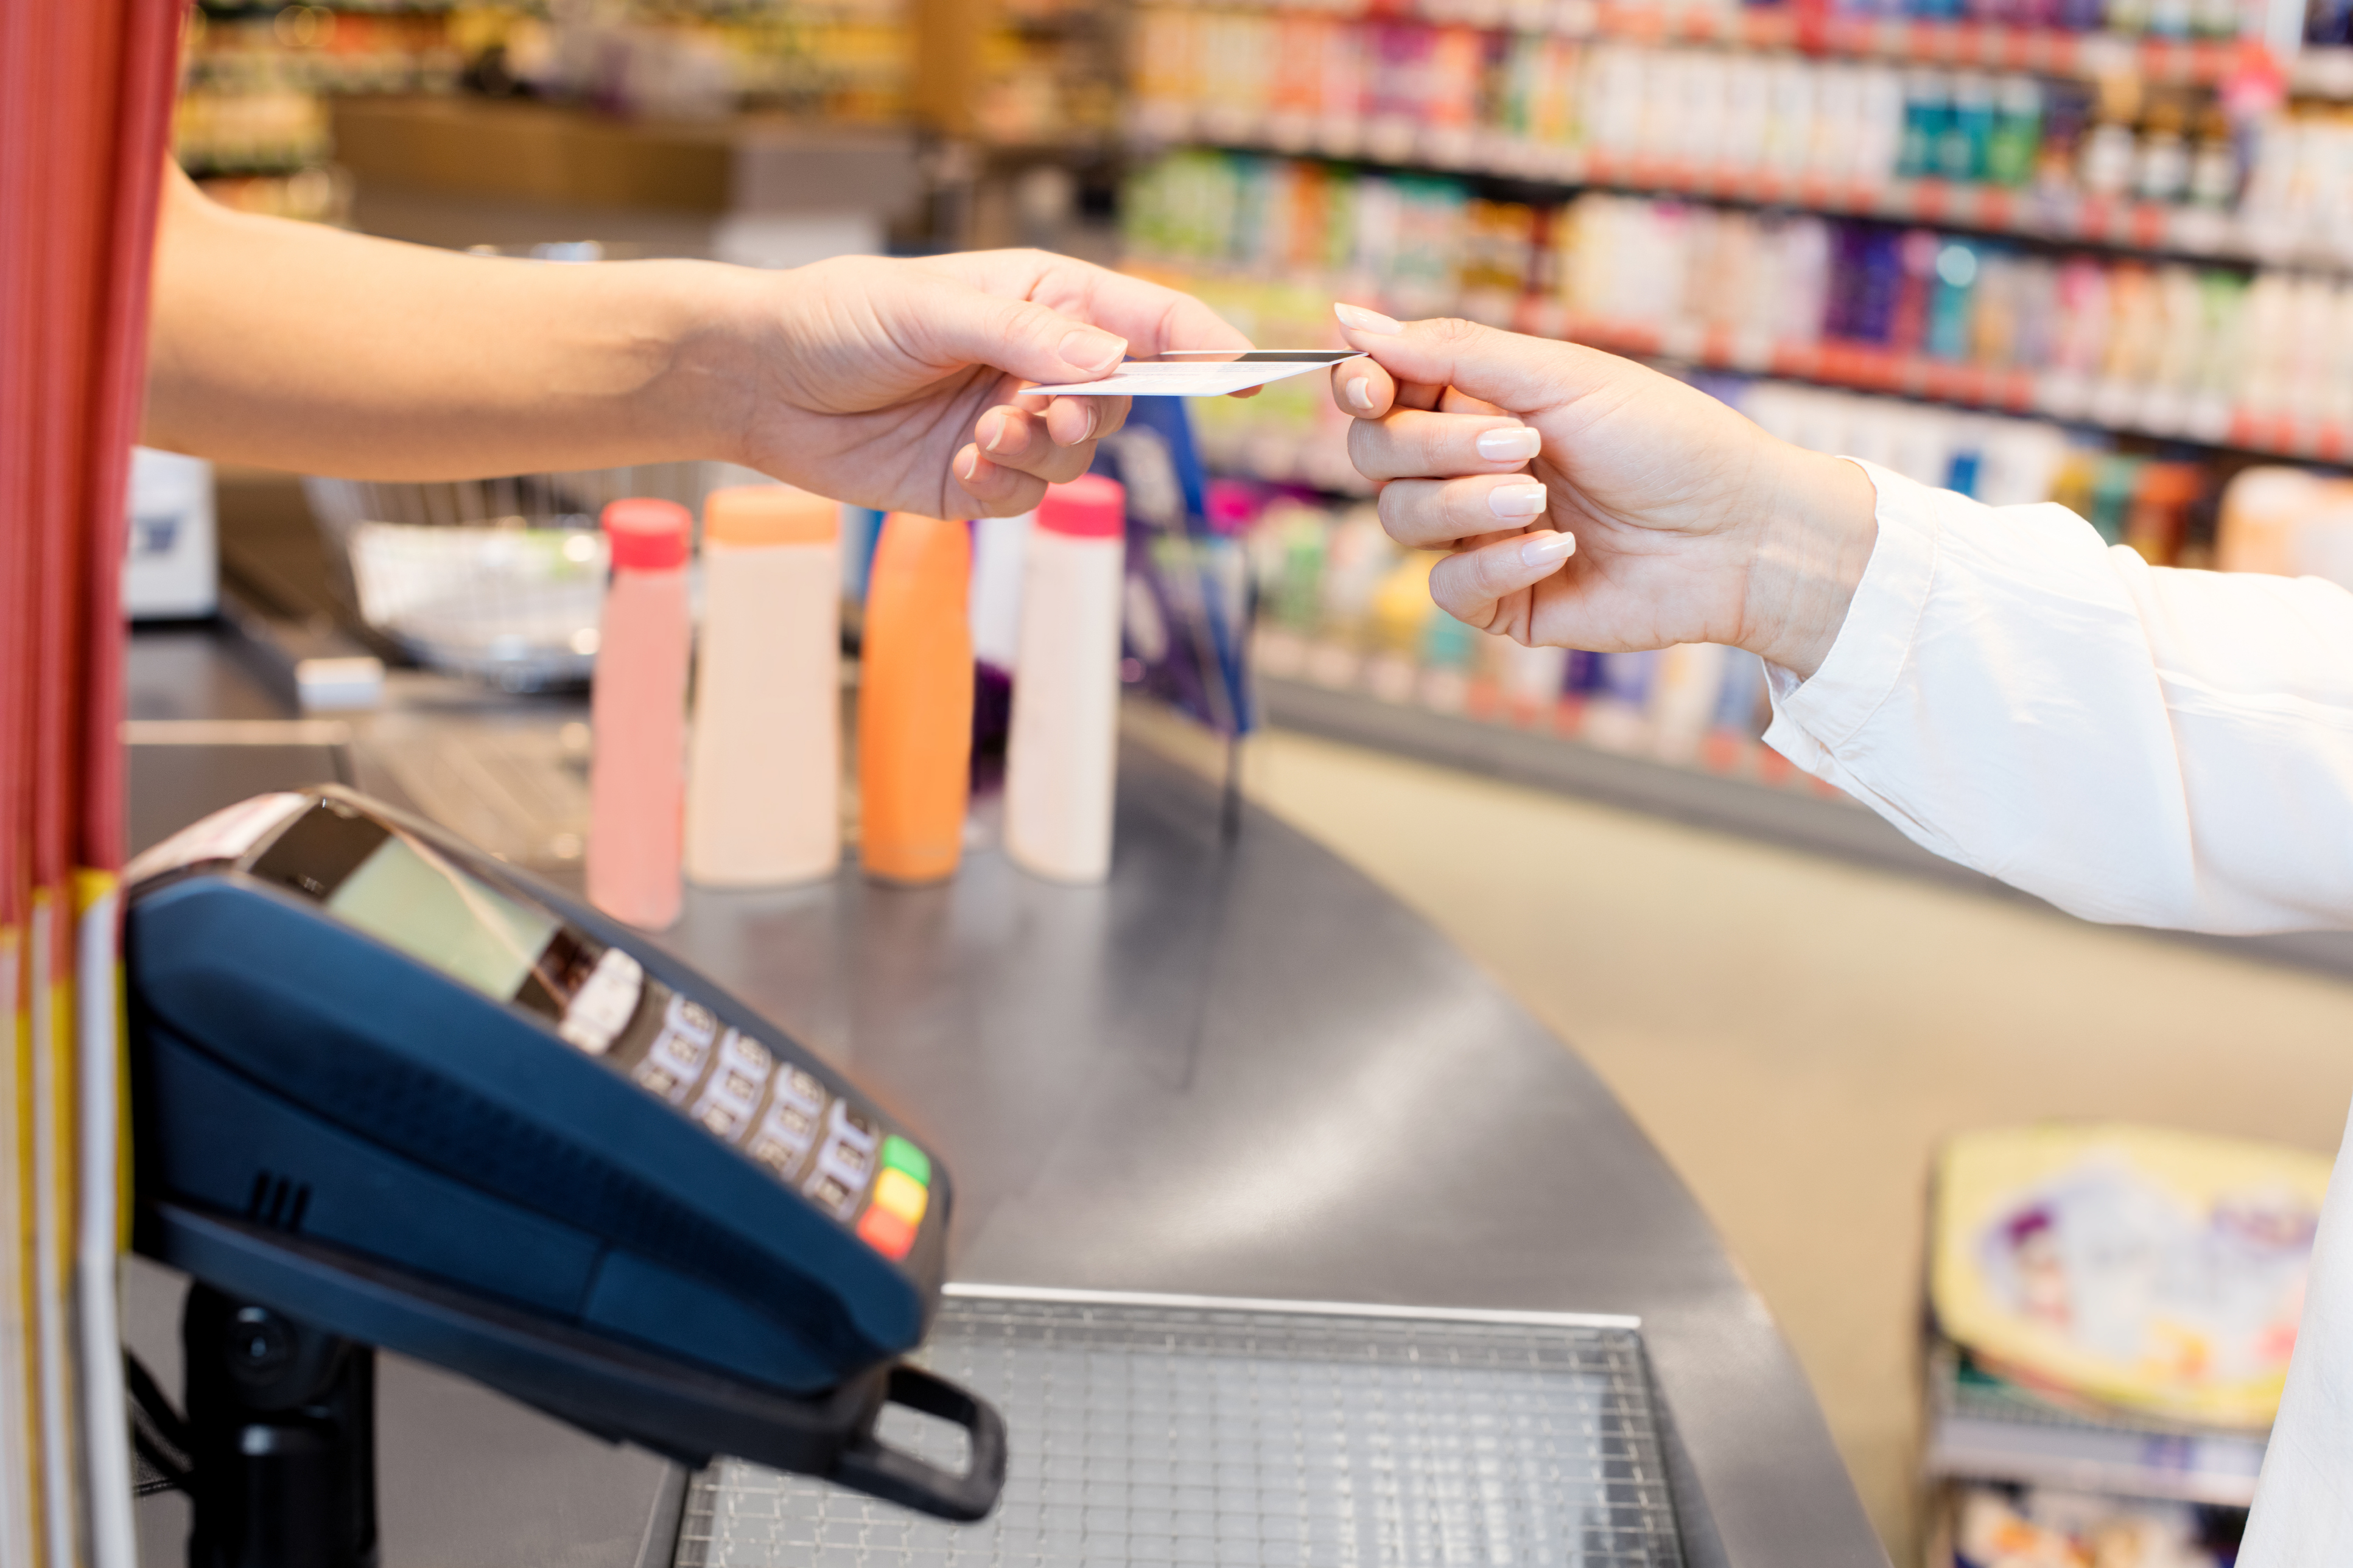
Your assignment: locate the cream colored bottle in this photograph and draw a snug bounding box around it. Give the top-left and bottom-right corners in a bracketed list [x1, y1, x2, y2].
[1004, 475, 1126, 883]
[685, 485, 841, 886]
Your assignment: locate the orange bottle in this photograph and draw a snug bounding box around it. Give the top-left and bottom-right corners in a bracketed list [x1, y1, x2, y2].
[857, 513, 972, 884]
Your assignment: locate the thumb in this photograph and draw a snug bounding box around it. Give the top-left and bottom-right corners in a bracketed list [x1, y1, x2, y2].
[913, 280, 1129, 387]
[1333, 306, 1613, 416]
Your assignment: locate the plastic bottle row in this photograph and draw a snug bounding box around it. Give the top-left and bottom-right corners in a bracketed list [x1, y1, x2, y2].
[581, 478, 1131, 931]
[1124, 152, 2353, 447]
[1129, 10, 2353, 261]
[1136, 0, 2270, 40]
[1562, 191, 2353, 439]
[1135, 15, 2250, 197]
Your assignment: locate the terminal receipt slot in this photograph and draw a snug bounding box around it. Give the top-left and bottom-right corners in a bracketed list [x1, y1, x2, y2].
[124, 787, 1005, 1564]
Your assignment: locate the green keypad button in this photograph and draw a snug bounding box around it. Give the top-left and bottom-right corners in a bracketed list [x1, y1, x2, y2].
[880, 1135, 931, 1187]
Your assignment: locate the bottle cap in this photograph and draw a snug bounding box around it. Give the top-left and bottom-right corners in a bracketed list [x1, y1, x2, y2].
[704, 484, 838, 547]
[1036, 474, 1126, 540]
[602, 498, 691, 572]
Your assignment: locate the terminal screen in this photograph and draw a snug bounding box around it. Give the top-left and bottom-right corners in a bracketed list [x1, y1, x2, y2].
[324, 833, 561, 1003]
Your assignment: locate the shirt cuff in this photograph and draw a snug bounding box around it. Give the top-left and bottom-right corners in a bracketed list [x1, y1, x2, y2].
[1760, 458, 1943, 772]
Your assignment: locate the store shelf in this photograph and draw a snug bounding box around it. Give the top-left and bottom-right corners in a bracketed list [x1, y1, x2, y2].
[1142, 0, 2273, 84]
[1924, 1345, 2267, 1508]
[1132, 108, 2348, 272]
[1145, 256, 2348, 467]
[1260, 672, 2353, 977]
[1579, 3, 2260, 84]
[1554, 313, 2352, 463]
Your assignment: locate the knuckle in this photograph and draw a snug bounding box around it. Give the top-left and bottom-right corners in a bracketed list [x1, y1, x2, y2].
[1442, 482, 1487, 535]
[1425, 316, 1484, 351]
[1373, 485, 1418, 543]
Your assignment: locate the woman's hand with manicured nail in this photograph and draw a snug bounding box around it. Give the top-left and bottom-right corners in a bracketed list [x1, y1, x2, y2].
[1326, 306, 1879, 672]
[1333, 302, 1403, 335]
[1490, 483, 1548, 519]
[1475, 425, 1541, 463]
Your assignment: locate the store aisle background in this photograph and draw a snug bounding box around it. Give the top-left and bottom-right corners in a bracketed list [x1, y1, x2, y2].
[1134, 711, 2353, 1563]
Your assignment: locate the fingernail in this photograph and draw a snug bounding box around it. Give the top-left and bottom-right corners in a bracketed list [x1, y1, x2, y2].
[1345, 376, 1376, 413]
[956, 446, 981, 483]
[1333, 302, 1403, 335]
[981, 410, 1016, 455]
[1490, 483, 1549, 520]
[1061, 329, 1126, 377]
[1476, 425, 1541, 462]
[1519, 530, 1576, 566]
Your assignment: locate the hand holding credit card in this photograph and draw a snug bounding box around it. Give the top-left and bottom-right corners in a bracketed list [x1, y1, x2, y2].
[1028, 349, 1369, 397]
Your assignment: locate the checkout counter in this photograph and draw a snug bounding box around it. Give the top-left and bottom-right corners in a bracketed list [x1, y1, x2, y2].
[121, 624, 1890, 1568]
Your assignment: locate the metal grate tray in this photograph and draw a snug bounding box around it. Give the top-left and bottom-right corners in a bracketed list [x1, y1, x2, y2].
[678, 1287, 1683, 1568]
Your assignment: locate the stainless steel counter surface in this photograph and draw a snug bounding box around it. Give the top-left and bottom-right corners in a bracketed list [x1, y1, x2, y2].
[123, 629, 1888, 1568]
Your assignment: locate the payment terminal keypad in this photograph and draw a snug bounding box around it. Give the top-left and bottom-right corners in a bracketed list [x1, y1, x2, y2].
[804, 1104, 878, 1222]
[693, 1031, 774, 1141]
[748, 1071, 829, 1183]
[589, 971, 928, 1261]
[634, 994, 718, 1105]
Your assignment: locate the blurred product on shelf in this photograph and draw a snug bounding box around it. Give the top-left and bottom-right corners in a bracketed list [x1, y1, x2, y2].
[2215, 461, 2353, 581]
[177, 6, 462, 177]
[451, 1, 913, 123]
[966, 0, 1123, 147]
[1129, 6, 2353, 265]
[174, 0, 928, 231]
[1930, 1124, 2327, 1432]
[1560, 191, 2353, 450]
[194, 167, 355, 225]
[1126, 150, 2353, 459]
[1234, 478, 1794, 779]
[1918, 1124, 2329, 1561]
[1943, 1483, 2242, 1568]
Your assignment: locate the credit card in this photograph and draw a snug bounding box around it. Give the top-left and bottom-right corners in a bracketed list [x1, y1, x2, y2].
[1029, 349, 1369, 397]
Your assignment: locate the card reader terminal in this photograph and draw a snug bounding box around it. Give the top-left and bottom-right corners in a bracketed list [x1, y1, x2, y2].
[126, 786, 1001, 1521]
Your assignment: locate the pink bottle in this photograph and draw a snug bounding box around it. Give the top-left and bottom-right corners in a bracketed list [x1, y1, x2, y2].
[588, 498, 692, 929]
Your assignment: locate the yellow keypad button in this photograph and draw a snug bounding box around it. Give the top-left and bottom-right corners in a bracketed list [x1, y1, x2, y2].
[872, 1167, 928, 1227]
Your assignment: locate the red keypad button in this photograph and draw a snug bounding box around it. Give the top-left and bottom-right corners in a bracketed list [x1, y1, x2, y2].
[857, 1205, 916, 1261]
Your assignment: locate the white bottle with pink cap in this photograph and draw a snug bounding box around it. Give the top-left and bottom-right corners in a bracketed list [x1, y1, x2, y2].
[588, 498, 692, 929]
[1004, 474, 1127, 884]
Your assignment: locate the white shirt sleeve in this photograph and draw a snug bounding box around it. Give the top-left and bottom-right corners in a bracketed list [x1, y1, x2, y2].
[1761, 459, 2353, 935]
[1762, 460, 2353, 1564]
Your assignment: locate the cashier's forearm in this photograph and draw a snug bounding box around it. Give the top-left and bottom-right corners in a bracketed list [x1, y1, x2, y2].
[141, 166, 757, 479]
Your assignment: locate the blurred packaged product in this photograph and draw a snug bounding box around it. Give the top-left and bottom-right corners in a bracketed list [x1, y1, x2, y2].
[1920, 1124, 2328, 1556]
[1942, 1483, 2242, 1568]
[194, 167, 354, 226]
[1931, 1124, 2326, 1430]
[1238, 483, 1790, 777]
[2216, 463, 2353, 584]
[123, 448, 219, 623]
